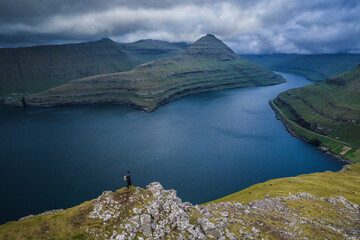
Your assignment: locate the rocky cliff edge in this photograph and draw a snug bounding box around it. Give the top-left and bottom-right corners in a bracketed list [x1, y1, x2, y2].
[2, 181, 359, 240]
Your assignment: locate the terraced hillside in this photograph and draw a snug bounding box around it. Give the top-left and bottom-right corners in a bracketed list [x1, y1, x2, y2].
[1, 165, 359, 239]
[272, 65, 360, 162]
[0, 38, 187, 102]
[243, 54, 360, 82]
[23, 34, 284, 111]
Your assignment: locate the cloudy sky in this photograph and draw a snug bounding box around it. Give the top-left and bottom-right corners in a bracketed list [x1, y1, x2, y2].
[0, 0, 359, 54]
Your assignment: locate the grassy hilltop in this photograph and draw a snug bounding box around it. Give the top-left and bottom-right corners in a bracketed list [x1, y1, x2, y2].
[243, 54, 360, 82]
[0, 165, 359, 239]
[272, 65, 360, 163]
[23, 34, 284, 112]
[0, 38, 188, 102]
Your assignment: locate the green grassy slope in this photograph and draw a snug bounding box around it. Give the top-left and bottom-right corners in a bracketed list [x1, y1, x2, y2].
[242, 54, 360, 82]
[272, 65, 360, 162]
[0, 187, 148, 240]
[210, 164, 360, 205]
[0, 38, 138, 99]
[0, 38, 188, 103]
[23, 34, 284, 111]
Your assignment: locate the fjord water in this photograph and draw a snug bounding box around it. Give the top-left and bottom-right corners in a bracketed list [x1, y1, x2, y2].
[0, 73, 343, 224]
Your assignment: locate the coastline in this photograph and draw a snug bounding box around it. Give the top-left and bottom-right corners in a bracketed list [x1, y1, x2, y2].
[269, 100, 353, 165]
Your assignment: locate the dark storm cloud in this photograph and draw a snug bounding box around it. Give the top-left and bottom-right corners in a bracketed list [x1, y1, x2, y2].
[0, 0, 359, 53]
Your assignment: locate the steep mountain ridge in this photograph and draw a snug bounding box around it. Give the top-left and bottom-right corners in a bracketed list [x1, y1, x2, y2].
[23, 34, 285, 111]
[0, 38, 137, 98]
[0, 38, 188, 102]
[272, 65, 360, 162]
[180, 34, 236, 60]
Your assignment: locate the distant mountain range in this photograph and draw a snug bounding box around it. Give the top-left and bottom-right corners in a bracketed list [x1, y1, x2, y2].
[22, 34, 284, 111]
[2, 35, 360, 110]
[272, 65, 360, 162]
[242, 54, 360, 82]
[0, 38, 189, 101]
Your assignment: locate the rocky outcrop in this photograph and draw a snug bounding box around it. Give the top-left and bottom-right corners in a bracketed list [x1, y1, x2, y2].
[85, 182, 360, 240]
[1, 180, 360, 239]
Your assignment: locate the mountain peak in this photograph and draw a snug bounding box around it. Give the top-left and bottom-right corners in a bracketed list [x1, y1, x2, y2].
[205, 33, 216, 38]
[99, 37, 114, 43]
[194, 34, 223, 44]
[86, 37, 117, 47]
[85, 37, 116, 46]
[182, 34, 237, 60]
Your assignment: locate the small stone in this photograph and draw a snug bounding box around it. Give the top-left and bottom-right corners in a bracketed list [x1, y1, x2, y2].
[140, 214, 152, 237]
[206, 228, 222, 238]
[129, 233, 136, 240]
[199, 218, 222, 238]
[115, 234, 126, 240]
[133, 208, 142, 214]
[220, 212, 229, 217]
[226, 231, 238, 240]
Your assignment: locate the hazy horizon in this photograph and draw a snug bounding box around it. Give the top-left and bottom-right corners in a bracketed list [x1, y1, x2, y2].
[1, 35, 360, 57]
[0, 0, 359, 54]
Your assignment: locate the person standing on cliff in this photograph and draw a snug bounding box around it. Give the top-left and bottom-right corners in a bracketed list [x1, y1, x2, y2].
[125, 171, 132, 188]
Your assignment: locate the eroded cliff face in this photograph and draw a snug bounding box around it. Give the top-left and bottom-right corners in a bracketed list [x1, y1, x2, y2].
[24, 34, 284, 112]
[2, 182, 359, 240]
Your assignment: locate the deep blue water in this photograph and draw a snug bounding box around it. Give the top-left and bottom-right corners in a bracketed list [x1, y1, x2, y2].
[0, 73, 343, 224]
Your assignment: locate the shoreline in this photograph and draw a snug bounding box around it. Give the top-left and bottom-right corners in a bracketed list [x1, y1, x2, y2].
[269, 100, 353, 165]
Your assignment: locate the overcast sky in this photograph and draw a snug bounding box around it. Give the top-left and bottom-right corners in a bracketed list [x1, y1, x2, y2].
[0, 0, 359, 54]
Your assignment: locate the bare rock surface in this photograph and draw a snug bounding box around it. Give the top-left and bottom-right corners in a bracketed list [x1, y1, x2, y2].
[84, 182, 360, 239]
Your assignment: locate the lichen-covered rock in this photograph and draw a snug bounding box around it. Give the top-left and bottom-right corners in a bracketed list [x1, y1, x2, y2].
[199, 218, 222, 238]
[140, 214, 152, 237]
[12, 182, 359, 240]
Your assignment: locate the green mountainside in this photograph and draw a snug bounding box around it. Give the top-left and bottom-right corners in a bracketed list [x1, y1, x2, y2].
[22, 34, 284, 112]
[0, 38, 137, 100]
[1, 165, 359, 239]
[272, 65, 360, 163]
[0, 38, 188, 102]
[120, 39, 189, 63]
[242, 54, 360, 82]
